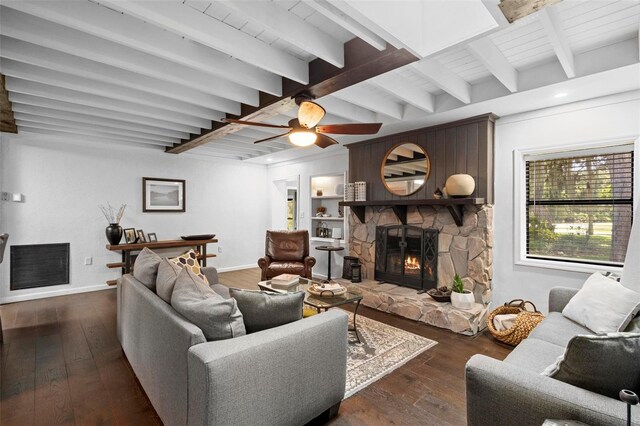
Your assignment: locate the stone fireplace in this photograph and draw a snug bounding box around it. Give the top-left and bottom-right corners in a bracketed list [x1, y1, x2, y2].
[374, 225, 438, 291]
[340, 114, 496, 335]
[343, 204, 494, 335]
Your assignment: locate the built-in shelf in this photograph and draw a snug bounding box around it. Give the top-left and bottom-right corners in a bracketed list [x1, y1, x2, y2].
[339, 198, 485, 226]
[311, 217, 344, 221]
[311, 195, 344, 199]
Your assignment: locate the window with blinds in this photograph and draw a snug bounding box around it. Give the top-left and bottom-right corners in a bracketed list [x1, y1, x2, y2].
[526, 147, 634, 266]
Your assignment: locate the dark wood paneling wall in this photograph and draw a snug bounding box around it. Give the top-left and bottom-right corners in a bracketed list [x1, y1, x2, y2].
[347, 114, 496, 203]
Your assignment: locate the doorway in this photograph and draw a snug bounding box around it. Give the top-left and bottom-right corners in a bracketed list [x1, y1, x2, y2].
[270, 175, 300, 230]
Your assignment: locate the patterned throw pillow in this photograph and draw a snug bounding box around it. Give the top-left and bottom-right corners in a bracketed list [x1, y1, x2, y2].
[170, 249, 209, 284]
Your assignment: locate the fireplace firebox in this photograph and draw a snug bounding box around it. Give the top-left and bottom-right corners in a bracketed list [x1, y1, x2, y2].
[374, 225, 438, 291]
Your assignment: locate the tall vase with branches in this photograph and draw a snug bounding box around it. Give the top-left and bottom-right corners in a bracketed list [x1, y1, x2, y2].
[100, 202, 127, 245]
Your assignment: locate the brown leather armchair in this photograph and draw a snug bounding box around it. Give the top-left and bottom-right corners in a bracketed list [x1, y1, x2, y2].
[258, 230, 316, 281]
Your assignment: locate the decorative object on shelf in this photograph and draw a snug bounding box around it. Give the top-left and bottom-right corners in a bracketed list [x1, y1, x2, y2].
[143, 177, 185, 212]
[338, 205, 344, 218]
[332, 228, 343, 239]
[450, 273, 475, 309]
[427, 286, 452, 302]
[316, 188, 323, 196]
[335, 183, 344, 196]
[181, 234, 216, 240]
[433, 188, 443, 199]
[316, 206, 326, 217]
[316, 221, 330, 238]
[147, 232, 158, 242]
[99, 202, 126, 245]
[136, 230, 147, 243]
[105, 223, 123, 246]
[355, 181, 367, 201]
[351, 262, 362, 283]
[381, 143, 430, 196]
[124, 228, 137, 244]
[224, 94, 383, 149]
[345, 183, 355, 201]
[445, 174, 476, 198]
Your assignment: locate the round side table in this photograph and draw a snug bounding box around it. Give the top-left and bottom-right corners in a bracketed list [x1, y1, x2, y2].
[315, 245, 344, 282]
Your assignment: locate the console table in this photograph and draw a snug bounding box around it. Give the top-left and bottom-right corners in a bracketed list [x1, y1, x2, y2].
[105, 238, 217, 285]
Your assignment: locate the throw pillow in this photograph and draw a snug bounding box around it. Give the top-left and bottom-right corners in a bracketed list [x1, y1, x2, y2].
[170, 249, 208, 284]
[562, 272, 640, 334]
[132, 247, 162, 291]
[229, 288, 304, 333]
[171, 268, 246, 341]
[542, 332, 640, 399]
[156, 258, 182, 304]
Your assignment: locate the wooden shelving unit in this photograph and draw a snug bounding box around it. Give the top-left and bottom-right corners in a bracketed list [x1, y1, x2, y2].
[339, 198, 485, 226]
[105, 238, 217, 285]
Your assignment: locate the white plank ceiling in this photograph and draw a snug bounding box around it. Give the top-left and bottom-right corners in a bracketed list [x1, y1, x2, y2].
[1, 0, 639, 163]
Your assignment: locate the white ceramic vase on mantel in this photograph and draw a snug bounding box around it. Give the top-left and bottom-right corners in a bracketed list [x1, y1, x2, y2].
[445, 174, 476, 198]
[451, 290, 475, 310]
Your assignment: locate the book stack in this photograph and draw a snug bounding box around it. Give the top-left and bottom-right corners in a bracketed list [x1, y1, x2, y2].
[270, 273, 300, 289]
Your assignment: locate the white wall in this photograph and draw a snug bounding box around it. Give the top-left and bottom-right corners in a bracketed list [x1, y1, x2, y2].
[493, 91, 640, 312]
[266, 149, 349, 279]
[0, 134, 269, 303]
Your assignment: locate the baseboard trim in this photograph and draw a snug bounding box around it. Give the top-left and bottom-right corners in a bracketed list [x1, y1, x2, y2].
[216, 264, 258, 273]
[0, 284, 112, 304]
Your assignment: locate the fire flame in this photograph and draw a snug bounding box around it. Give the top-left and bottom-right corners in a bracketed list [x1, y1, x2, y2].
[405, 256, 420, 270]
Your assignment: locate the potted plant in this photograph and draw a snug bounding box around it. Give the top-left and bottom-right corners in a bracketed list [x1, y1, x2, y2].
[450, 273, 475, 309]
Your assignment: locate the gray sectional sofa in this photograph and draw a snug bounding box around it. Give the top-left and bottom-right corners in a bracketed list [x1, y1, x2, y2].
[117, 268, 348, 426]
[466, 286, 640, 426]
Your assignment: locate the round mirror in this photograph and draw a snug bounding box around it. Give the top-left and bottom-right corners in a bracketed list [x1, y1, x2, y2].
[381, 143, 430, 196]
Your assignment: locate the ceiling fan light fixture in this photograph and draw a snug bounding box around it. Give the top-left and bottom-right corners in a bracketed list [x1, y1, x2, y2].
[289, 130, 317, 147]
[298, 100, 326, 128]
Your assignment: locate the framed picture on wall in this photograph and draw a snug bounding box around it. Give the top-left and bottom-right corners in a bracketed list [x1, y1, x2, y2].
[124, 228, 137, 244]
[143, 177, 185, 212]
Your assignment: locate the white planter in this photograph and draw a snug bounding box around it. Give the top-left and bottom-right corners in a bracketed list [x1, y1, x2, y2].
[451, 290, 475, 310]
[445, 174, 475, 198]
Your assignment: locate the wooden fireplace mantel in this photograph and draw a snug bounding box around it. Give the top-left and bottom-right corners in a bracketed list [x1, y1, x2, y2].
[339, 198, 485, 226]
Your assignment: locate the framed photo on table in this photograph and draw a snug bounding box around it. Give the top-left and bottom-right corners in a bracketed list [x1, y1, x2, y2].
[147, 233, 158, 242]
[136, 230, 146, 243]
[124, 228, 137, 244]
[143, 177, 185, 212]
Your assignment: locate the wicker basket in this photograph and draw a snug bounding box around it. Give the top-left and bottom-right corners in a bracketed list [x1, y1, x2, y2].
[487, 299, 545, 346]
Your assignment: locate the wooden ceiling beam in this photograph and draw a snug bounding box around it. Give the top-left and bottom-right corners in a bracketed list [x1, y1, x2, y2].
[0, 74, 17, 134]
[166, 38, 418, 154]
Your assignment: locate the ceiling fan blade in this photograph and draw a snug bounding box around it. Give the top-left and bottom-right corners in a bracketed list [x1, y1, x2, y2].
[225, 118, 291, 129]
[254, 132, 290, 144]
[298, 100, 326, 129]
[316, 123, 383, 135]
[314, 133, 339, 149]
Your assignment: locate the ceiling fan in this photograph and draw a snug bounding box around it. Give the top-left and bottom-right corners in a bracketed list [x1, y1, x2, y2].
[224, 95, 383, 149]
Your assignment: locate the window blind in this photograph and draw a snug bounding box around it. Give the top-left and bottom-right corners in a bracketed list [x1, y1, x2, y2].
[525, 149, 634, 266]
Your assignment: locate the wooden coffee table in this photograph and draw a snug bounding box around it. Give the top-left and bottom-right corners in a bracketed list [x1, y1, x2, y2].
[258, 277, 363, 343]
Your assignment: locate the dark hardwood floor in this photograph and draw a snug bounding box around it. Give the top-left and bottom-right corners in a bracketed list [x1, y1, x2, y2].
[1, 268, 511, 425]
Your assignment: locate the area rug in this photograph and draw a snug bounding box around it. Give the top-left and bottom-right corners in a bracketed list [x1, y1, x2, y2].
[344, 312, 437, 398]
